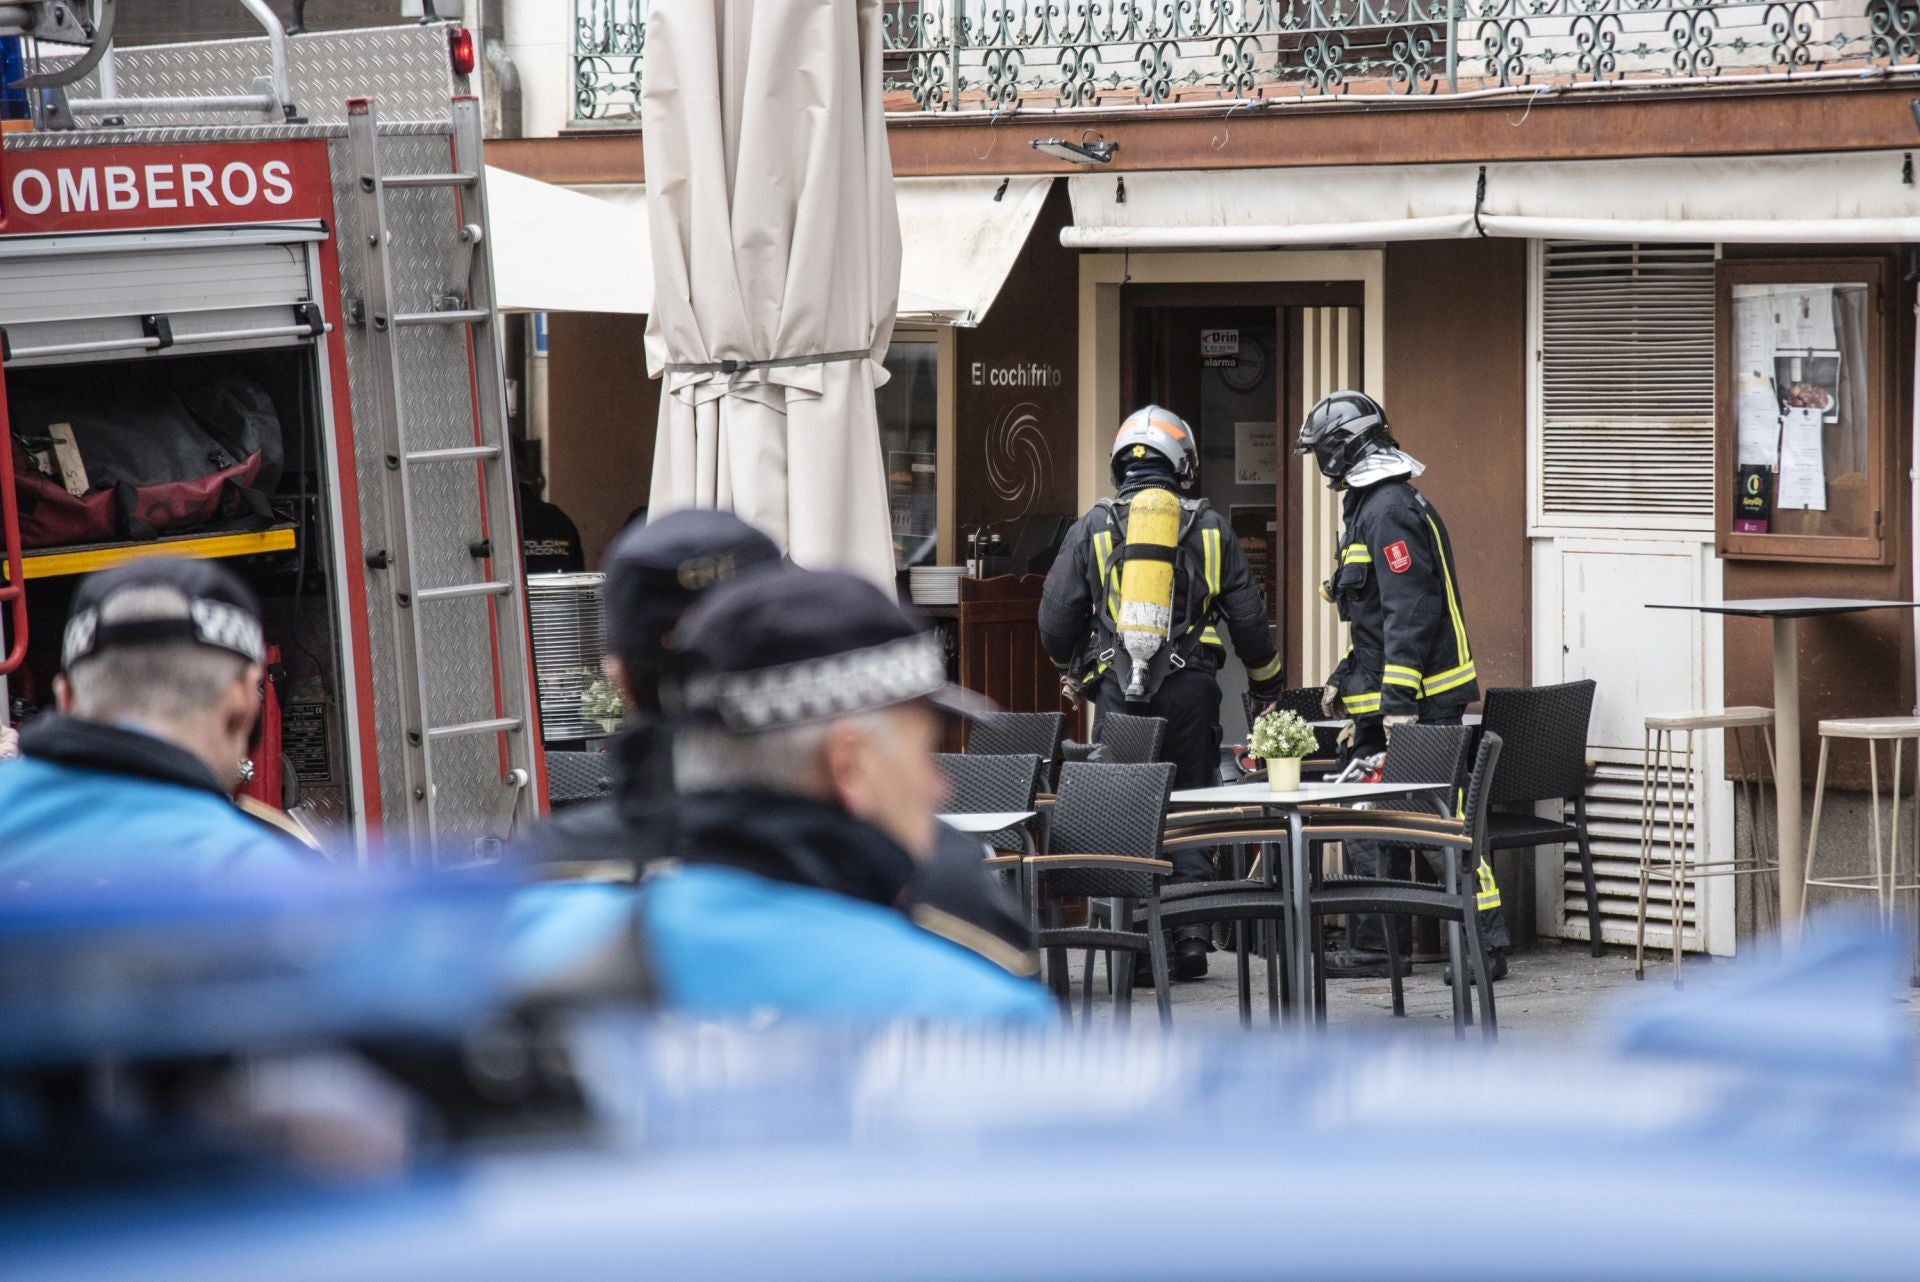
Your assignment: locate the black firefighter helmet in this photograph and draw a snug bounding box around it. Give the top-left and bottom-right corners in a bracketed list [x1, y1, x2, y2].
[1296, 390, 1395, 487]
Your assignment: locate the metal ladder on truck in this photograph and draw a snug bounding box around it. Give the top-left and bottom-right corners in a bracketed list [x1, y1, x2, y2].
[347, 96, 534, 858]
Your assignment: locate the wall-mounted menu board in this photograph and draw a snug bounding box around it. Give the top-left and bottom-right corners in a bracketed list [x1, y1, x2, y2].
[1715, 258, 1889, 565]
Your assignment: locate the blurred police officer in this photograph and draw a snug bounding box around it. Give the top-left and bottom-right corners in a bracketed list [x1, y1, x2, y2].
[521, 509, 782, 864]
[0, 558, 316, 888]
[1296, 391, 1509, 980]
[1039, 406, 1285, 981]
[521, 511, 1035, 979]
[649, 567, 1053, 1022]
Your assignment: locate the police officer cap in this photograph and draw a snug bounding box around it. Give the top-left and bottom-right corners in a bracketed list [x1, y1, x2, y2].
[601, 509, 782, 673]
[62, 556, 265, 670]
[669, 568, 993, 733]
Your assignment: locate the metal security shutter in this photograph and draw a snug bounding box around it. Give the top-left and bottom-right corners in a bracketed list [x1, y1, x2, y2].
[1567, 755, 1701, 948]
[0, 224, 325, 366]
[1538, 242, 1715, 528]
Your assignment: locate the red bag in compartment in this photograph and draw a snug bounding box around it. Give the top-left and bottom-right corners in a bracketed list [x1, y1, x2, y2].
[8, 367, 282, 548]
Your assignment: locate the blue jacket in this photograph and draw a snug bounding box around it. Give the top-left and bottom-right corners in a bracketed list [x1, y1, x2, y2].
[638, 790, 1055, 1026]
[641, 865, 1054, 1024]
[0, 717, 315, 890]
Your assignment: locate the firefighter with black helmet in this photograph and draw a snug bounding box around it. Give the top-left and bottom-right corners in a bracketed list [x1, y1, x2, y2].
[1040, 405, 1285, 982]
[1296, 390, 1510, 980]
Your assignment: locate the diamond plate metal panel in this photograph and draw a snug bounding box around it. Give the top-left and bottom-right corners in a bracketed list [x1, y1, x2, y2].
[53, 25, 458, 129]
[330, 129, 520, 860]
[429, 734, 514, 866]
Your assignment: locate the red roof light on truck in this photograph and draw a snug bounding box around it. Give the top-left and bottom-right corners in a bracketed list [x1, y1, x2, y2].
[447, 28, 476, 78]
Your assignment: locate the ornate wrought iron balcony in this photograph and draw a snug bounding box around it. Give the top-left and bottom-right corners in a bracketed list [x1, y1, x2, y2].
[572, 0, 1920, 125]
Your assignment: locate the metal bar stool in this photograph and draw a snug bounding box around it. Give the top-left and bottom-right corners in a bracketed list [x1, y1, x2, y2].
[1804, 716, 1920, 928]
[1637, 706, 1779, 981]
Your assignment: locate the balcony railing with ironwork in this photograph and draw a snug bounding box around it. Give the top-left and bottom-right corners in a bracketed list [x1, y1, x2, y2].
[572, 0, 1920, 125]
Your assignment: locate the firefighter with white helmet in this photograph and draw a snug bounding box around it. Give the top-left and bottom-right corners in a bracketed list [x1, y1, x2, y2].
[1296, 390, 1510, 981]
[1040, 405, 1284, 982]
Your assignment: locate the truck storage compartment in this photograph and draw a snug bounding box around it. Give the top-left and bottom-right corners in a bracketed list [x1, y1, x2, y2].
[0, 346, 353, 836]
[8, 361, 283, 547]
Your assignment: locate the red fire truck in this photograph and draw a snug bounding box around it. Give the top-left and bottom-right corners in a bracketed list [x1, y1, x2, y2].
[0, 14, 543, 862]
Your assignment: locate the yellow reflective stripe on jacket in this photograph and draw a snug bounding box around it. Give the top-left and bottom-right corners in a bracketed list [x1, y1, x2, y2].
[1093, 529, 1118, 621]
[1424, 514, 1471, 666]
[1383, 663, 1424, 691]
[1342, 692, 1382, 716]
[1475, 860, 1502, 911]
[1341, 544, 1372, 565]
[1182, 526, 1222, 644]
[1423, 660, 1478, 698]
[1248, 653, 1283, 682]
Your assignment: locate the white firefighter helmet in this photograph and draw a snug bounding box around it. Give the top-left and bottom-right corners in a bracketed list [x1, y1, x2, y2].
[1110, 405, 1199, 492]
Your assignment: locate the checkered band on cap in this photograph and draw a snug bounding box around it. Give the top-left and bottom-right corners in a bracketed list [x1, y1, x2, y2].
[687, 633, 948, 732]
[62, 584, 266, 668]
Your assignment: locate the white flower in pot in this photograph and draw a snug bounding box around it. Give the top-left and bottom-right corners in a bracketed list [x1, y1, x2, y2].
[579, 676, 627, 736]
[1249, 709, 1318, 792]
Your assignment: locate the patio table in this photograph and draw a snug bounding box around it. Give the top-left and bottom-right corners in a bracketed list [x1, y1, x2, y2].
[1648, 598, 1920, 942]
[938, 810, 1038, 837]
[1168, 780, 1451, 1022]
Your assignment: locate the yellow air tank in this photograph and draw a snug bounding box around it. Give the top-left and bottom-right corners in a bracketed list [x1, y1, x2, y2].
[1116, 486, 1182, 699]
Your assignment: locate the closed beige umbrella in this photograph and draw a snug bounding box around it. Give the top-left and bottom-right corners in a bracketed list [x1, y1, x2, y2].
[641, 0, 900, 587]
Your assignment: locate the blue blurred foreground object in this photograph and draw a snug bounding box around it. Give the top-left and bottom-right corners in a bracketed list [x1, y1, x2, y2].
[0, 878, 519, 1069]
[1611, 913, 1916, 1087]
[6, 920, 1920, 1280]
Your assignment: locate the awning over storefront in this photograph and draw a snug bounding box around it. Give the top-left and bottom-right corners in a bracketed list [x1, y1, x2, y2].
[485, 168, 652, 314]
[488, 173, 1044, 324]
[894, 176, 1053, 325]
[1064, 152, 1920, 248]
[1065, 165, 1478, 248]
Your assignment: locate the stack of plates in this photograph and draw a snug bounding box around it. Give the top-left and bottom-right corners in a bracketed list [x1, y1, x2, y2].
[909, 565, 964, 607]
[527, 572, 607, 741]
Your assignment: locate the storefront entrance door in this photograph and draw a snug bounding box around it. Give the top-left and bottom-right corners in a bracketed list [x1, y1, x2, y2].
[1120, 285, 1361, 737]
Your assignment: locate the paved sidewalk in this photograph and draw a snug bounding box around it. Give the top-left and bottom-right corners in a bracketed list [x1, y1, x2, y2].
[1074, 940, 1920, 1045]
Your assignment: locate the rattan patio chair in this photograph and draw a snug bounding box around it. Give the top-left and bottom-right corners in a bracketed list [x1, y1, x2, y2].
[1304, 732, 1505, 1040]
[934, 752, 1041, 853]
[1479, 679, 1603, 956]
[1028, 761, 1177, 1028]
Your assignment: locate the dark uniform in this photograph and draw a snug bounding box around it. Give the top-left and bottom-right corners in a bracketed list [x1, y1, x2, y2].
[517, 484, 586, 575]
[1327, 477, 1508, 954]
[1039, 484, 1285, 882]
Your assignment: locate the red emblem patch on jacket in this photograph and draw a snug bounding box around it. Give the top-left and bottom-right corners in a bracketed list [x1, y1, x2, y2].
[1384, 540, 1413, 574]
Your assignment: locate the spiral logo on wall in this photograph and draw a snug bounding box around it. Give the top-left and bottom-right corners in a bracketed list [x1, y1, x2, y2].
[985, 400, 1053, 516]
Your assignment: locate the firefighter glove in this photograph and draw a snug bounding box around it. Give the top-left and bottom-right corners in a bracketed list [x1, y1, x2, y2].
[1383, 714, 1418, 741]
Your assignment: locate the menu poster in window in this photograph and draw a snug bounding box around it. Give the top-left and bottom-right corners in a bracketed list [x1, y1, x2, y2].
[1776, 407, 1827, 512]
[1774, 351, 1842, 425]
[1767, 285, 1838, 352]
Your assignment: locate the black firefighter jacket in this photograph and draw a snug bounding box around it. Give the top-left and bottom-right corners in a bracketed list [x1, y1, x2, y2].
[1327, 479, 1478, 720]
[1038, 486, 1283, 701]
